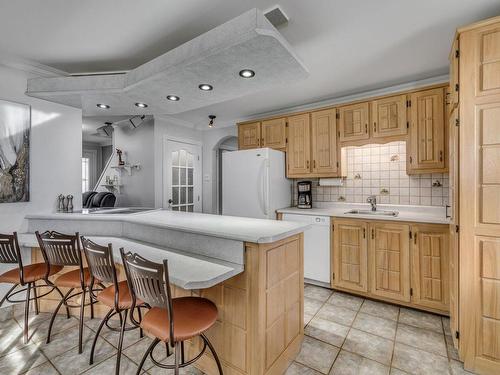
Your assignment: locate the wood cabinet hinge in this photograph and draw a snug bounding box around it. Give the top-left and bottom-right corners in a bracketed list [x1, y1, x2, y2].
[455, 83, 459, 92]
[456, 225, 459, 233]
[409, 156, 413, 164]
[286, 137, 288, 144]
[371, 229, 375, 239]
[336, 112, 340, 119]
[410, 288, 413, 296]
[336, 161, 339, 168]
[332, 272, 335, 280]
[406, 121, 409, 129]
[406, 100, 412, 108]
[455, 50, 460, 58]
[285, 122, 288, 127]
[455, 331, 460, 340]
[409, 231, 412, 240]
[332, 224, 334, 232]
[455, 118, 460, 127]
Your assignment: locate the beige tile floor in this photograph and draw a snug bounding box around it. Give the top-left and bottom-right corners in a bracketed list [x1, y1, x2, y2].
[0, 284, 475, 375]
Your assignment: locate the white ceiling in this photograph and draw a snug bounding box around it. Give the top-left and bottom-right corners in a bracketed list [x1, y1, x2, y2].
[1, 0, 500, 128]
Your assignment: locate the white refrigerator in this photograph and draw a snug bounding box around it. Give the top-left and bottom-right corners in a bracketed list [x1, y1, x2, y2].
[222, 148, 291, 219]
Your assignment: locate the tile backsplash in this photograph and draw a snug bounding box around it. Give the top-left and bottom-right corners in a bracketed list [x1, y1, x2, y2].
[293, 141, 449, 207]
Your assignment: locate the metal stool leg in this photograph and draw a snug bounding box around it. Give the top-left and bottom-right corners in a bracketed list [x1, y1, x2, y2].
[90, 308, 113, 365]
[50, 284, 70, 318]
[78, 289, 86, 354]
[32, 282, 39, 315]
[202, 333, 224, 375]
[174, 341, 181, 375]
[136, 306, 143, 338]
[23, 283, 32, 344]
[115, 309, 128, 375]
[136, 338, 159, 375]
[0, 284, 17, 307]
[47, 287, 73, 344]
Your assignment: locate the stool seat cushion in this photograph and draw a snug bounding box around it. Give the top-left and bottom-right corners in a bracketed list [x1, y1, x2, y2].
[141, 297, 218, 342]
[97, 280, 143, 309]
[0, 263, 63, 284]
[54, 268, 95, 288]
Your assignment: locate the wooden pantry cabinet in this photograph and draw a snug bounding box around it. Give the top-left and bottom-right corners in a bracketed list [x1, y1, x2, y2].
[451, 16, 500, 375]
[331, 218, 449, 314]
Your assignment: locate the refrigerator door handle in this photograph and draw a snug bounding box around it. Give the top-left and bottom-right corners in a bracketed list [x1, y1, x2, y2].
[258, 160, 267, 216]
[263, 159, 270, 217]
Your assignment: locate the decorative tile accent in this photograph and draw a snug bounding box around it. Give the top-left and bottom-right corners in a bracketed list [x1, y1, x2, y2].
[293, 141, 449, 206]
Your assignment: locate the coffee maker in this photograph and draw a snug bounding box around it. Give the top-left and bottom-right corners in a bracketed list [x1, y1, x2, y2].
[297, 181, 312, 209]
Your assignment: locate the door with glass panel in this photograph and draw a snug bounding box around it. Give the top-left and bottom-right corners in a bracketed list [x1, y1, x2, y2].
[164, 140, 202, 212]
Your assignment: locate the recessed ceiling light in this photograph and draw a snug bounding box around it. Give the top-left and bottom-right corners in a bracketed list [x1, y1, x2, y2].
[239, 69, 255, 78]
[199, 84, 213, 91]
[135, 102, 148, 108]
[166, 95, 180, 101]
[96, 104, 110, 109]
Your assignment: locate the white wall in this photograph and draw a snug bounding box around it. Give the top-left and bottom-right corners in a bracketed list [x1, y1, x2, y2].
[201, 126, 238, 214]
[153, 116, 203, 208]
[0, 64, 82, 304]
[97, 119, 155, 207]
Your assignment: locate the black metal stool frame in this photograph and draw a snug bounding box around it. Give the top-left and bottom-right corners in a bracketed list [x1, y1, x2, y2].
[120, 248, 223, 375]
[0, 232, 68, 344]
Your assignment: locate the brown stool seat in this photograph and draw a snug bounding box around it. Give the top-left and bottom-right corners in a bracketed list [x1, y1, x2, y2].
[141, 297, 218, 342]
[0, 263, 63, 284]
[54, 267, 96, 288]
[97, 280, 144, 309]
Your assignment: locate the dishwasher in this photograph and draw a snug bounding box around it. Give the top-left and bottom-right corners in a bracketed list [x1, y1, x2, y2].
[282, 213, 331, 286]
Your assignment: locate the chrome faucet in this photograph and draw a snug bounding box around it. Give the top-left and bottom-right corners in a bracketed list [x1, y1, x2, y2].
[367, 195, 377, 211]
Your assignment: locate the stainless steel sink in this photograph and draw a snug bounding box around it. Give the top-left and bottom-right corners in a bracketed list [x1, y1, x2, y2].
[345, 209, 399, 217]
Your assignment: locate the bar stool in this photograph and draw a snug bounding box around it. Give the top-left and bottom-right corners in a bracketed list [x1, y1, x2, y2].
[0, 232, 66, 343]
[120, 249, 224, 375]
[36, 230, 100, 354]
[81, 237, 145, 375]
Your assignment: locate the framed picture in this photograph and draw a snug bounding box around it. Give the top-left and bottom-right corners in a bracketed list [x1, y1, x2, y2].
[0, 99, 31, 203]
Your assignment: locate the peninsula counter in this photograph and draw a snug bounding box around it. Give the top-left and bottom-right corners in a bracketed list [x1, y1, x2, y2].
[23, 210, 309, 375]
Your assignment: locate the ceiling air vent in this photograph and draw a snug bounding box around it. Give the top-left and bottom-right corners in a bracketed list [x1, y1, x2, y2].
[264, 6, 289, 28]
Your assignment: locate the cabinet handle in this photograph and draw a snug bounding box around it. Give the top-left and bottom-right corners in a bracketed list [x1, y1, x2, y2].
[313, 160, 316, 169]
[414, 233, 417, 244]
[439, 150, 443, 162]
[445, 205, 451, 218]
[371, 229, 374, 239]
[373, 122, 377, 132]
[307, 160, 310, 169]
[363, 228, 366, 238]
[365, 123, 368, 133]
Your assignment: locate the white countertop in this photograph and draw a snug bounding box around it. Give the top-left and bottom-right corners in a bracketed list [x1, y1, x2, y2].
[26, 210, 309, 244]
[18, 233, 242, 290]
[278, 203, 450, 224]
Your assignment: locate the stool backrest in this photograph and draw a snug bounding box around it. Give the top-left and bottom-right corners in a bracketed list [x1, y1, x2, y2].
[120, 248, 174, 343]
[0, 232, 22, 265]
[36, 231, 82, 267]
[81, 237, 118, 307]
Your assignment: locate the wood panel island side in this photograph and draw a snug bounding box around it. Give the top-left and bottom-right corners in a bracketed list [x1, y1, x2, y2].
[22, 210, 308, 375]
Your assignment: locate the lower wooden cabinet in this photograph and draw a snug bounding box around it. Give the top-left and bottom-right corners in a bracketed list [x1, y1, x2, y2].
[332, 220, 368, 293]
[331, 218, 449, 314]
[411, 224, 450, 312]
[369, 222, 411, 303]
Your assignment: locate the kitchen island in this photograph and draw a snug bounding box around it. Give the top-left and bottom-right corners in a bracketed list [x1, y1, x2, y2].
[22, 210, 309, 375]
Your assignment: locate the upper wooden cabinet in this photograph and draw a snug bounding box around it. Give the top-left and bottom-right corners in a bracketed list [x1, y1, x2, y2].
[408, 88, 446, 173]
[411, 224, 449, 312]
[286, 114, 311, 176]
[338, 102, 370, 142]
[261, 118, 286, 149]
[369, 222, 411, 303]
[238, 122, 261, 150]
[332, 219, 368, 293]
[311, 109, 339, 175]
[371, 94, 408, 138]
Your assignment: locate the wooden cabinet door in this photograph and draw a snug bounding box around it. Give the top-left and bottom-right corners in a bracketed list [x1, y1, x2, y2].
[408, 88, 446, 172]
[371, 94, 407, 138]
[411, 224, 449, 312]
[339, 102, 370, 142]
[311, 109, 338, 175]
[369, 222, 411, 302]
[262, 118, 286, 149]
[332, 219, 368, 292]
[286, 114, 311, 176]
[238, 122, 261, 150]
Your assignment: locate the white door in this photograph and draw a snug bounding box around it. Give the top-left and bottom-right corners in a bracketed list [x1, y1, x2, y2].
[164, 139, 202, 212]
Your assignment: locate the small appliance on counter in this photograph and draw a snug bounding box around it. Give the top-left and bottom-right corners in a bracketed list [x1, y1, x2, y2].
[297, 181, 312, 209]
